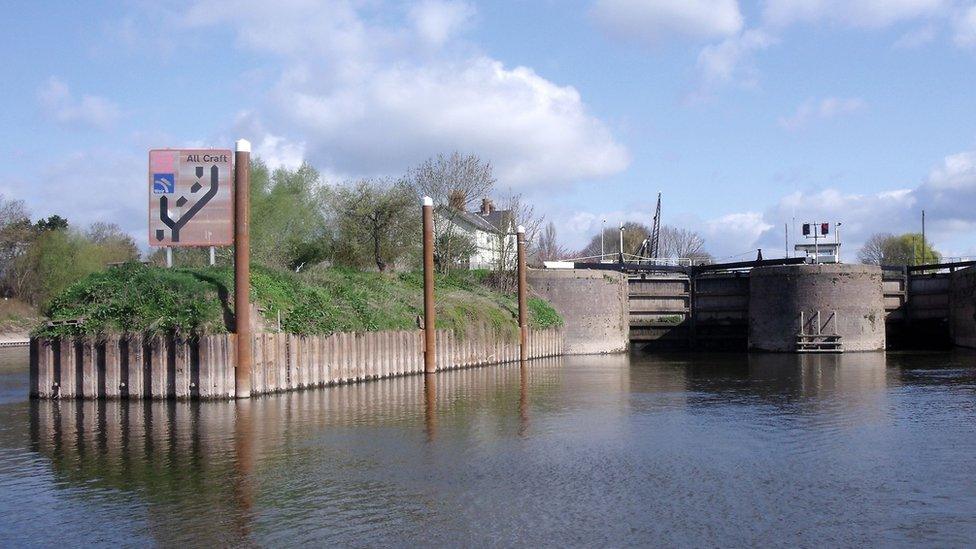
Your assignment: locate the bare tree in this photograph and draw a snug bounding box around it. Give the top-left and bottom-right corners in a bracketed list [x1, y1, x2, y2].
[408, 152, 496, 272]
[858, 232, 939, 266]
[409, 152, 496, 209]
[659, 225, 710, 262]
[858, 232, 896, 265]
[494, 192, 545, 271]
[537, 221, 567, 262]
[0, 195, 32, 297]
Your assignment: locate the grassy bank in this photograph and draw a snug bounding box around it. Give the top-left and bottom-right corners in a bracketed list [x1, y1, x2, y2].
[36, 263, 561, 338]
[0, 298, 40, 337]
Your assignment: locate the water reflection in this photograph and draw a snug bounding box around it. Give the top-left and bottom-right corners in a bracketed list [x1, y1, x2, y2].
[24, 359, 568, 546]
[7, 351, 976, 546]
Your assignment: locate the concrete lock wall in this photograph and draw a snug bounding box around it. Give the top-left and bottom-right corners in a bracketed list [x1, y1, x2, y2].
[29, 327, 564, 400]
[527, 269, 629, 354]
[748, 264, 886, 352]
[950, 266, 976, 348]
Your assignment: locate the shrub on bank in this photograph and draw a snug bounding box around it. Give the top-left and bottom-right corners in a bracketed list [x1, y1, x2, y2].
[35, 262, 562, 338]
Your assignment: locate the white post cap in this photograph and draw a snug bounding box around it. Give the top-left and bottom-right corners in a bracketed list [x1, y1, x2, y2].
[517, 225, 525, 234]
[235, 139, 251, 153]
[422, 196, 433, 206]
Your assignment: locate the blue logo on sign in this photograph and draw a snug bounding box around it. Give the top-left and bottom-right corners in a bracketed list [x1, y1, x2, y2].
[153, 173, 175, 194]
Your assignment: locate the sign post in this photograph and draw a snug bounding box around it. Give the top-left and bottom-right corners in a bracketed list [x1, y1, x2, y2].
[148, 144, 249, 397]
[234, 139, 252, 398]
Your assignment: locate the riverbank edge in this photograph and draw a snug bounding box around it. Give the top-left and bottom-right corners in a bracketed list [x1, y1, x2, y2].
[30, 327, 565, 400]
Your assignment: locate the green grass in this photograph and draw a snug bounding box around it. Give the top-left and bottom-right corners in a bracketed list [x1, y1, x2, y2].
[36, 262, 562, 339]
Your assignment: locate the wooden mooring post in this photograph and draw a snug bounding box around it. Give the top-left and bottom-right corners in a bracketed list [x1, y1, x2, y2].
[422, 196, 436, 373]
[234, 138, 252, 398]
[517, 225, 528, 362]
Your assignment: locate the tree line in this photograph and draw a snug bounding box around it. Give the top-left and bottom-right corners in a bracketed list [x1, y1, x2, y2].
[0, 199, 139, 306]
[0, 151, 721, 312]
[0, 151, 556, 309]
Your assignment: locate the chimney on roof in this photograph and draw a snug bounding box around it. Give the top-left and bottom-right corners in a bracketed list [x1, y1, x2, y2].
[448, 190, 466, 211]
[480, 198, 494, 215]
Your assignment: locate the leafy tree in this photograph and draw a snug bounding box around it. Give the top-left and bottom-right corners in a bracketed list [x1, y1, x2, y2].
[249, 160, 330, 271]
[579, 222, 651, 259]
[13, 230, 104, 306]
[330, 178, 419, 272]
[433, 230, 476, 271]
[86, 222, 139, 263]
[858, 232, 940, 266]
[34, 215, 68, 232]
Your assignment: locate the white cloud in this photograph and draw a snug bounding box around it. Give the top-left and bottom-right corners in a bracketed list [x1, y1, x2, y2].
[409, 0, 475, 48]
[267, 57, 629, 186]
[183, 0, 628, 188]
[592, 0, 743, 44]
[253, 133, 306, 172]
[763, 0, 947, 29]
[743, 148, 976, 260]
[691, 29, 776, 99]
[894, 23, 938, 48]
[541, 145, 976, 260]
[37, 77, 121, 130]
[547, 208, 655, 253]
[702, 212, 773, 256]
[778, 96, 866, 130]
[954, 5, 976, 47]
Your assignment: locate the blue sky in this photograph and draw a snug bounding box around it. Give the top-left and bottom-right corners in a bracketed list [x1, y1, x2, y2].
[2, 0, 976, 260]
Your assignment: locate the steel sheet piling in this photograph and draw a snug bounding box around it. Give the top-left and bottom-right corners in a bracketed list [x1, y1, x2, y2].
[234, 138, 252, 398]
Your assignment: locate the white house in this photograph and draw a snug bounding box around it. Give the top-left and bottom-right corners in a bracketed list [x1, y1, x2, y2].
[435, 198, 516, 270]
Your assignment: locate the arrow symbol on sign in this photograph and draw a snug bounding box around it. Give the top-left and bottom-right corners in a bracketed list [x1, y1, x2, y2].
[156, 164, 220, 243]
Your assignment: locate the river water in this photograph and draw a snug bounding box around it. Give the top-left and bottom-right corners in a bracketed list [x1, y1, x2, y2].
[0, 348, 974, 547]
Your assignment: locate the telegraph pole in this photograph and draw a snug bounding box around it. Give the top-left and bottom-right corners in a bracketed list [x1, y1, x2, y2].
[234, 139, 252, 397]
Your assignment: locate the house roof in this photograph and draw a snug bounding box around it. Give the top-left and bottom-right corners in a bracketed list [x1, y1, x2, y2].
[438, 205, 513, 235]
[481, 210, 513, 233]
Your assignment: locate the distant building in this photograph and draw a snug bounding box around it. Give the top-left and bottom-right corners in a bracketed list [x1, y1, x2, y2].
[436, 197, 516, 270]
[794, 242, 841, 263]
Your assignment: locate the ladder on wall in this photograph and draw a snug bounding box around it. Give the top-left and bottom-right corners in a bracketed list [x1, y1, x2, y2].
[796, 310, 844, 353]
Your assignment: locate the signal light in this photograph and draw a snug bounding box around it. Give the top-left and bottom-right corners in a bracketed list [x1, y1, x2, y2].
[821, 223, 829, 235]
[802, 223, 811, 236]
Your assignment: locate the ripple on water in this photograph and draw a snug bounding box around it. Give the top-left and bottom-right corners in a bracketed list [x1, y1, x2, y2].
[0, 351, 974, 545]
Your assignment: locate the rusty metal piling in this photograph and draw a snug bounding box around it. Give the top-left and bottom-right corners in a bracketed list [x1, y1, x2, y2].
[517, 225, 528, 362]
[422, 196, 436, 373]
[234, 139, 252, 397]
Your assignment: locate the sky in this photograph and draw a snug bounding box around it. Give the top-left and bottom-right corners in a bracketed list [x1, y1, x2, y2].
[1, 0, 975, 261]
